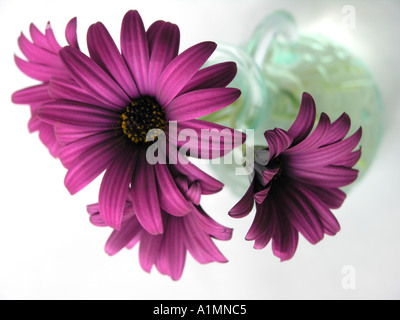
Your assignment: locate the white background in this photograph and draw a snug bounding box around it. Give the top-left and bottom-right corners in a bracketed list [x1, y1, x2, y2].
[0, 0, 399, 300]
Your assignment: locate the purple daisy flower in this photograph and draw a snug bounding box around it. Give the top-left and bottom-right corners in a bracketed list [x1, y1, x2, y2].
[88, 171, 232, 281]
[230, 93, 362, 261]
[12, 18, 80, 157]
[37, 10, 243, 232]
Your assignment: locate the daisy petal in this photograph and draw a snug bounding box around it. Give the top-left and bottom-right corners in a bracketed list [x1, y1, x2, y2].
[323, 113, 351, 146]
[179, 62, 238, 95]
[37, 101, 120, 128]
[287, 92, 317, 144]
[121, 10, 150, 94]
[66, 17, 80, 49]
[59, 46, 129, 108]
[48, 77, 111, 108]
[44, 22, 62, 52]
[264, 128, 293, 160]
[272, 213, 299, 262]
[131, 156, 164, 235]
[283, 185, 325, 244]
[99, 148, 137, 230]
[147, 22, 180, 95]
[54, 125, 105, 146]
[18, 32, 61, 66]
[156, 41, 217, 106]
[12, 84, 50, 104]
[166, 88, 241, 122]
[14, 55, 68, 82]
[288, 128, 362, 168]
[139, 231, 163, 273]
[286, 113, 331, 154]
[194, 206, 233, 241]
[87, 22, 139, 98]
[185, 181, 201, 206]
[172, 159, 224, 195]
[334, 148, 362, 167]
[155, 163, 192, 217]
[229, 179, 255, 218]
[176, 119, 245, 159]
[155, 218, 186, 281]
[65, 137, 125, 195]
[105, 217, 143, 256]
[287, 165, 359, 188]
[299, 185, 341, 236]
[29, 23, 50, 50]
[183, 214, 228, 264]
[246, 201, 276, 243]
[38, 124, 61, 157]
[59, 131, 117, 168]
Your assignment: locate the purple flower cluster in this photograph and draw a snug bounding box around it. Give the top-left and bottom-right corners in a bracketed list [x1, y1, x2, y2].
[13, 10, 362, 280]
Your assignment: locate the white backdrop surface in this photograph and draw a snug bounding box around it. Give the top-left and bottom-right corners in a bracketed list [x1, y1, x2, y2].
[0, 0, 399, 300]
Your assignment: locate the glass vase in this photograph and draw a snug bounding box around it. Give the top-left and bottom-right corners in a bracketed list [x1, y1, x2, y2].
[202, 10, 384, 196]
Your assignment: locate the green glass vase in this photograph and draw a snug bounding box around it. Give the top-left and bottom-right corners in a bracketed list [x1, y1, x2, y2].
[202, 10, 383, 196]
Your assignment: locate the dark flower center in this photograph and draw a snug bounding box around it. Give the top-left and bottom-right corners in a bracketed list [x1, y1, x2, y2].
[121, 96, 166, 144]
[268, 156, 285, 181]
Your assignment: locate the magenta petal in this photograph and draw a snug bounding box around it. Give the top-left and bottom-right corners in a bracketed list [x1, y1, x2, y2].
[288, 128, 362, 168]
[99, 148, 137, 230]
[121, 10, 150, 95]
[38, 123, 61, 157]
[194, 206, 233, 241]
[14, 55, 68, 82]
[131, 156, 164, 235]
[155, 218, 186, 281]
[305, 185, 346, 210]
[185, 181, 201, 206]
[254, 186, 271, 204]
[87, 22, 139, 99]
[65, 137, 124, 195]
[155, 163, 192, 217]
[28, 115, 42, 133]
[37, 101, 119, 128]
[166, 88, 241, 122]
[272, 213, 299, 262]
[334, 148, 362, 167]
[59, 131, 117, 168]
[282, 185, 325, 244]
[18, 32, 61, 66]
[287, 92, 317, 145]
[54, 125, 105, 146]
[44, 22, 62, 52]
[246, 202, 276, 247]
[66, 17, 80, 49]
[179, 62, 237, 95]
[262, 168, 280, 185]
[229, 179, 255, 218]
[12, 84, 50, 104]
[171, 158, 224, 195]
[105, 217, 143, 256]
[90, 213, 108, 227]
[29, 23, 51, 50]
[49, 78, 111, 108]
[176, 119, 245, 159]
[323, 113, 351, 146]
[183, 214, 228, 264]
[264, 128, 293, 160]
[59, 46, 129, 108]
[139, 231, 163, 273]
[87, 203, 100, 216]
[287, 165, 359, 188]
[156, 41, 217, 106]
[287, 113, 332, 154]
[147, 22, 180, 95]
